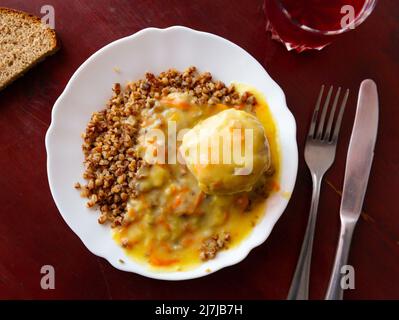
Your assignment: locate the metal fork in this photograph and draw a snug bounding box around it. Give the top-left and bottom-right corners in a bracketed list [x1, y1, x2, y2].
[287, 85, 349, 300]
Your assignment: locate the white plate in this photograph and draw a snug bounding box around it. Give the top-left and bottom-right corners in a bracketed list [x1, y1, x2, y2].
[45, 26, 298, 280]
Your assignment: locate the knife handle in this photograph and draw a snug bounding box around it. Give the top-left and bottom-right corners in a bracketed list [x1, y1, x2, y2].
[325, 221, 356, 300]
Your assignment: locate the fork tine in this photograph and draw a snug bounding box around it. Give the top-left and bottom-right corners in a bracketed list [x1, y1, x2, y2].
[331, 89, 349, 143]
[316, 86, 333, 139]
[323, 87, 341, 141]
[308, 85, 325, 138]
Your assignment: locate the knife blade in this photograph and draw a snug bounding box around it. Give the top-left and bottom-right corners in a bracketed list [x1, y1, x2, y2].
[340, 79, 379, 223]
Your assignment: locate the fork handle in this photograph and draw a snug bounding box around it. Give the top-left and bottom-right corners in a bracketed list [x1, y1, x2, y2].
[287, 173, 322, 300]
[325, 222, 355, 300]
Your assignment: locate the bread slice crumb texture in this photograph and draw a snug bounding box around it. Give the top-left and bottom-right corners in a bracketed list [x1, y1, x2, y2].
[0, 8, 58, 90]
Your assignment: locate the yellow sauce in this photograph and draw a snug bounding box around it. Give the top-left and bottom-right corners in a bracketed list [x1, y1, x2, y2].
[113, 84, 280, 271]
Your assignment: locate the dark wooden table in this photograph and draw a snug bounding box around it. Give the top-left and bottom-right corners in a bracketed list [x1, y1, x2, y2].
[0, 0, 398, 300]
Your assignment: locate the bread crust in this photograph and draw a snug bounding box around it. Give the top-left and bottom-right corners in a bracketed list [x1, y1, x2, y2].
[0, 7, 60, 91]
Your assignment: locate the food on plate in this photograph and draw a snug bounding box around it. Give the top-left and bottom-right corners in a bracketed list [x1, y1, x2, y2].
[181, 108, 271, 195]
[0, 8, 59, 90]
[76, 67, 280, 270]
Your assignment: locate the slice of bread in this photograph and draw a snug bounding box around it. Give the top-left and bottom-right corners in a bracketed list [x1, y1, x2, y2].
[0, 7, 59, 90]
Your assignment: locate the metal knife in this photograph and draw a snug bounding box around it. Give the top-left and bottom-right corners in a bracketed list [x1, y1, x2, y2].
[325, 79, 379, 300]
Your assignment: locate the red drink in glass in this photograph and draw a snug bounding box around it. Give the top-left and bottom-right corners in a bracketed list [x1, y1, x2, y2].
[264, 0, 378, 52]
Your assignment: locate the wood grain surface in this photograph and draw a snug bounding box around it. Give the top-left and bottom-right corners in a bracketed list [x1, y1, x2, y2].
[0, 0, 398, 299]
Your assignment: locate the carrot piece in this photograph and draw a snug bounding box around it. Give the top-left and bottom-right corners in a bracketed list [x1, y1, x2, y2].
[190, 191, 205, 213]
[161, 220, 172, 231]
[148, 242, 178, 266]
[169, 187, 190, 210]
[169, 185, 177, 195]
[149, 255, 179, 267]
[171, 196, 182, 209]
[236, 194, 249, 211]
[233, 104, 245, 110]
[222, 211, 230, 224]
[161, 98, 190, 110]
[181, 236, 194, 247]
[179, 186, 190, 193]
[272, 181, 280, 192]
[160, 242, 173, 253]
[156, 215, 172, 231]
[142, 118, 155, 126]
